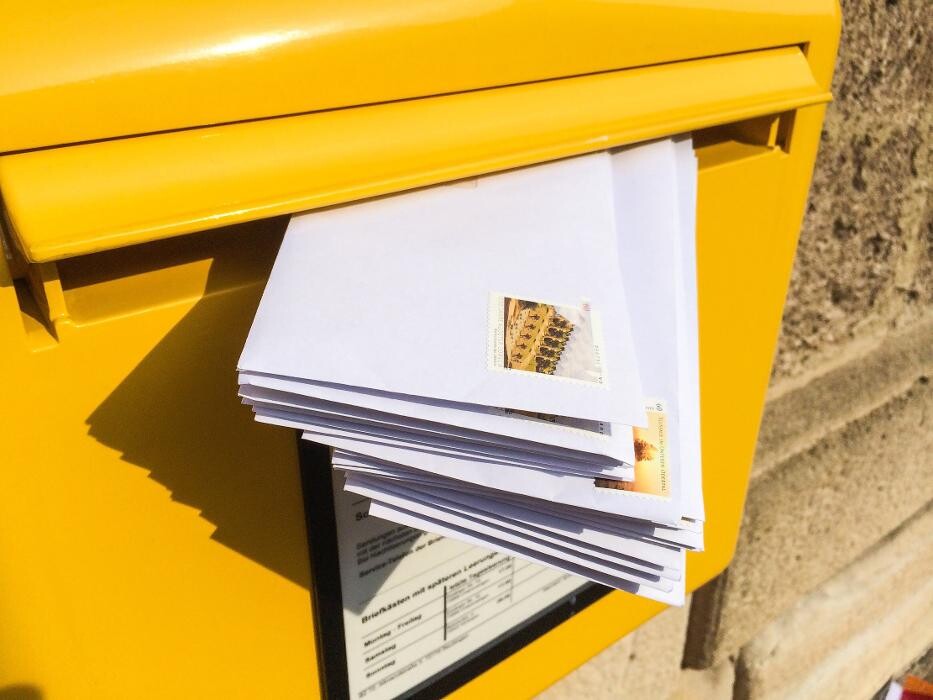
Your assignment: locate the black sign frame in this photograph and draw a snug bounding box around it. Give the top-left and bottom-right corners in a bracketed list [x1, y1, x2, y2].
[298, 438, 611, 700]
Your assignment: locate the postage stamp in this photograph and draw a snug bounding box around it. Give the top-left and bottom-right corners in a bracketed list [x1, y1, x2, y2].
[595, 400, 670, 498]
[488, 293, 605, 385]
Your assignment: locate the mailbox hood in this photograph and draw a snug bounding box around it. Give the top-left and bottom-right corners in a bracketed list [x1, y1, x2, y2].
[2, 0, 839, 153]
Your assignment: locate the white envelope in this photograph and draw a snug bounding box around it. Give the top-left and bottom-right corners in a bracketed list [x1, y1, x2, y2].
[250, 404, 633, 478]
[674, 136, 705, 522]
[610, 138, 704, 523]
[239, 371, 637, 464]
[365, 499, 685, 606]
[297, 423, 632, 480]
[240, 382, 635, 467]
[344, 474, 676, 590]
[331, 447, 697, 546]
[331, 445, 684, 525]
[349, 474, 683, 574]
[239, 152, 645, 423]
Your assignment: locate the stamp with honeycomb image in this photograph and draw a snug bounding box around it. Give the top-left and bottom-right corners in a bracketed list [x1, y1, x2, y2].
[490, 294, 605, 384]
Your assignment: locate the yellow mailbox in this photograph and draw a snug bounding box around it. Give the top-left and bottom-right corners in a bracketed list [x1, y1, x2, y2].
[0, 2, 839, 698]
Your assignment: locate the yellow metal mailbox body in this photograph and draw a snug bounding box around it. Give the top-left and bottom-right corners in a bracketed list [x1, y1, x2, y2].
[0, 2, 839, 698]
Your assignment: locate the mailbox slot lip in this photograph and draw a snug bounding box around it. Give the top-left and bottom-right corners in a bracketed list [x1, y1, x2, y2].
[0, 46, 830, 265]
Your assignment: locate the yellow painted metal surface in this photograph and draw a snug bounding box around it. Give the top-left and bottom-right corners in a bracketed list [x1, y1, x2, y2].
[2, 0, 839, 152]
[0, 2, 840, 698]
[0, 221, 321, 699]
[2, 47, 829, 264]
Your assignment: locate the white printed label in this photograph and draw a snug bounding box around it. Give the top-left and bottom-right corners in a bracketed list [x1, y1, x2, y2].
[333, 478, 587, 699]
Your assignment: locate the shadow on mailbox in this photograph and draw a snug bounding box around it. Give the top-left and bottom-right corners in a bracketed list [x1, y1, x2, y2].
[82, 218, 423, 592]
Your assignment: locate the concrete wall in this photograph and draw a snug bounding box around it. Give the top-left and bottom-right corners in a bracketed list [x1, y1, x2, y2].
[538, 1, 932, 697]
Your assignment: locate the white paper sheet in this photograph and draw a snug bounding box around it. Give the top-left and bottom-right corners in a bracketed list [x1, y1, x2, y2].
[240, 383, 635, 467]
[239, 372, 637, 464]
[365, 500, 686, 606]
[330, 447, 700, 549]
[330, 445, 683, 525]
[609, 138, 703, 525]
[344, 474, 674, 590]
[674, 136, 705, 523]
[239, 152, 645, 423]
[251, 405, 634, 481]
[343, 472, 683, 575]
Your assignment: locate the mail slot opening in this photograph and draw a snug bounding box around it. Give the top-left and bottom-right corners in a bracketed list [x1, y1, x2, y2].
[4, 111, 802, 332]
[694, 111, 794, 152]
[52, 217, 286, 326]
[692, 111, 797, 173]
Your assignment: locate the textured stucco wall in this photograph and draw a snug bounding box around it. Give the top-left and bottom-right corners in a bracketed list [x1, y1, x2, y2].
[774, 0, 932, 379]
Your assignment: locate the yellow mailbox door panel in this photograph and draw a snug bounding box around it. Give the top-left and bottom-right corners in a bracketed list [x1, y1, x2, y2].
[0, 2, 840, 698]
[0, 221, 325, 699]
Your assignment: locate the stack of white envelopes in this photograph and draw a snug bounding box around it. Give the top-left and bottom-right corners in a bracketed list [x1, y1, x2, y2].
[239, 138, 704, 605]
